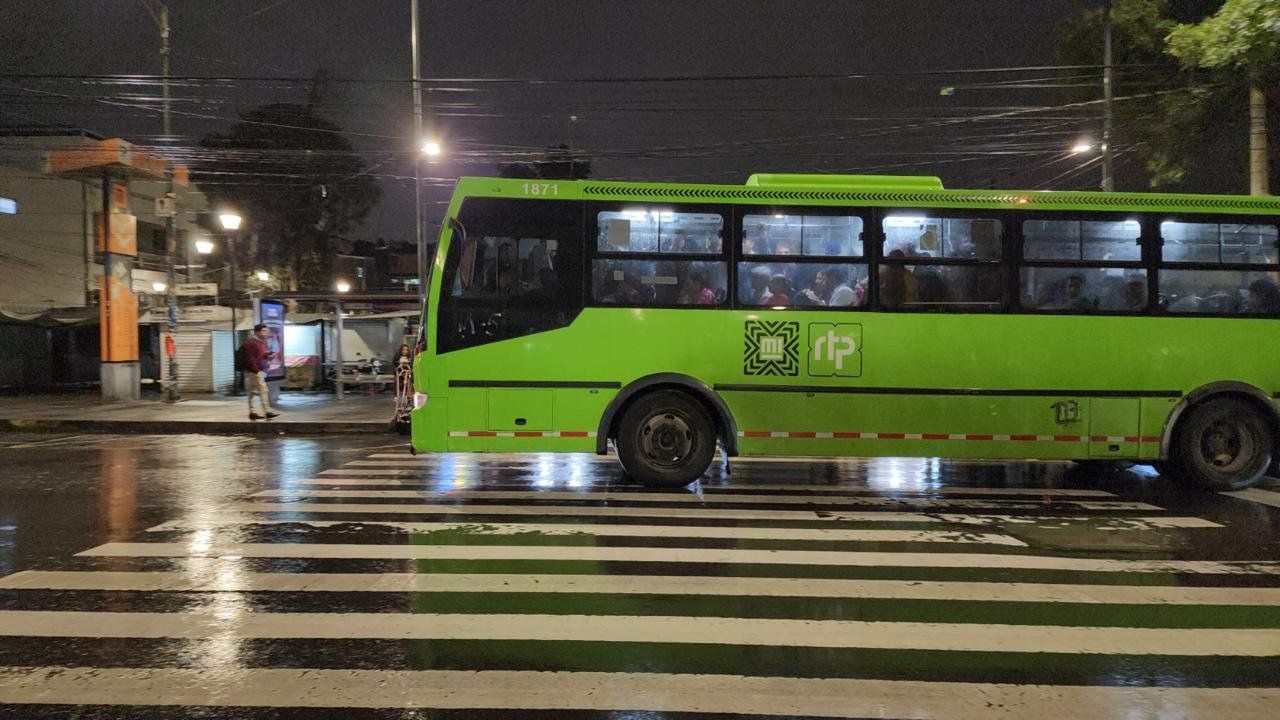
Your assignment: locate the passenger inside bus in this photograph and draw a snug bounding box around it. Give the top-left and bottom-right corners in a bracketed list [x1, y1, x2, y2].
[799, 266, 858, 306]
[678, 270, 719, 305]
[592, 259, 727, 306]
[767, 275, 793, 305]
[743, 265, 772, 304]
[879, 250, 918, 309]
[1249, 278, 1280, 314]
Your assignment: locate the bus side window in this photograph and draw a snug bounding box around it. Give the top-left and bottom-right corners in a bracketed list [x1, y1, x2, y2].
[879, 214, 1003, 311]
[437, 198, 585, 353]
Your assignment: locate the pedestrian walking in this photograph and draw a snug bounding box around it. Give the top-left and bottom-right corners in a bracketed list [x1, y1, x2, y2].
[238, 323, 279, 420]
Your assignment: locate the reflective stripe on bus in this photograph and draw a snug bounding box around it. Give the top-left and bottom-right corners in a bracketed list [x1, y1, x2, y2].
[739, 431, 1160, 443]
[449, 431, 597, 438]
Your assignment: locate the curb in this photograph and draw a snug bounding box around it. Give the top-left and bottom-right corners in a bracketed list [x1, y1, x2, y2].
[0, 418, 390, 436]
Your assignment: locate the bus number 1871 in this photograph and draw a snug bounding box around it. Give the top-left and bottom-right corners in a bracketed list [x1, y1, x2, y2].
[520, 182, 559, 196]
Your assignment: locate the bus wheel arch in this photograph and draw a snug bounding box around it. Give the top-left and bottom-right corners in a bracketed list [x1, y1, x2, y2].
[1162, 381, 1278, 491]
[597, 373, 739, 457]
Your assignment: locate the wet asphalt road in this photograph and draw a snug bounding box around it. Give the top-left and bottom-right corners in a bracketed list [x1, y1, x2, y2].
[0, 432, 1277, 719]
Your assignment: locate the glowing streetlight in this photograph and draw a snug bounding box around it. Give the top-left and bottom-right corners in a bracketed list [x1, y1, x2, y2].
[152, 281, 167, 293]
[1071, 141, 1095, 155]
[218, 208, 246, 395]
[194, 239, 215, 255]
[255, 270, 271, 282]
[335, 279, 351, 293]
[421, 139, 442, 157]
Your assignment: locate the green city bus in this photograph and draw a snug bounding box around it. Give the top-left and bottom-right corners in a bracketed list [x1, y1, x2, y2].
[412, 174, 1280, 490]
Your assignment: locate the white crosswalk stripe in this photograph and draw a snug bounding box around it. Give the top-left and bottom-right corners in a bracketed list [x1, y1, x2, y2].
[144, 519, 1031, 545]
[293, 475, 1120, 496]
[0, 448, 1276, 718]
[1222, 487, 1280, 509]
[5, 570, 1279, 605]
[250, 488, 1148, 510]
[1, 667, 1274, 717]
[215, 500, 1203, 528]
[3, 610, 1277, 655]
[76, 541, 1280, 574]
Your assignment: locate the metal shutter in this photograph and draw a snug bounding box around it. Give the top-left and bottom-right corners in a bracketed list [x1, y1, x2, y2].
[162, 331, 214, 393]
[210, 330, 235, 395]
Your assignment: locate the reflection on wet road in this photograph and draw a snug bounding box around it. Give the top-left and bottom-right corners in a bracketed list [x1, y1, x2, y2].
[0, 433, 1278, 718]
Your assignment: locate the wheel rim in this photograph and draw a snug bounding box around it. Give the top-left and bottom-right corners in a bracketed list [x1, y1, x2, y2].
[639, 411, 694, 468]
[1198, 417, 1256, 474]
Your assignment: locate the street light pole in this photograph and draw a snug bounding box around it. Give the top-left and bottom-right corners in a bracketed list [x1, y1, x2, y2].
[219, 212, 243, 394]
[228, 232, 239, 393]
[410, 0, 426, 307]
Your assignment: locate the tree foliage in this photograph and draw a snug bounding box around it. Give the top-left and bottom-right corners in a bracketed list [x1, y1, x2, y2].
[1057, 0, 1278, 191]
[1167, 0, 1280, 77]
[198, 101, 380, 291]
[1054, 0, 1223, 188]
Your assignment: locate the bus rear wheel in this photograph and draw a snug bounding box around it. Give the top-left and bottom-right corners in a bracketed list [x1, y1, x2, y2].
[1169, 397, 1273, 491]
[616, 390, 716, 488]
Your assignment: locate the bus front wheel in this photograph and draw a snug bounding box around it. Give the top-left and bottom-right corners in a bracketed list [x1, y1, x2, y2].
[1169, 397, 1273, 491]
[616, 390, 716, 488]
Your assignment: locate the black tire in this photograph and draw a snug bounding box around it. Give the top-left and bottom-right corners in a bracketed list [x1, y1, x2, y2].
[1169, 397, 1273, 491]
[615, 390, 717, 488]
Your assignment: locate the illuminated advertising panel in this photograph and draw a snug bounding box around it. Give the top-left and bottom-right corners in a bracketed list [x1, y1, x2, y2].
[257, 299, 286, 381]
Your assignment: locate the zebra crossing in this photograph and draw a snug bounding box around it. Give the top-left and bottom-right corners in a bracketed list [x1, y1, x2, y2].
[0, 451, 1278, 718]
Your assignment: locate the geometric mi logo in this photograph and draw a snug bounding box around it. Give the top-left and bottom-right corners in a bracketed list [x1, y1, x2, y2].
[808, 322, 862, 377]
[758, 335, 786, 361]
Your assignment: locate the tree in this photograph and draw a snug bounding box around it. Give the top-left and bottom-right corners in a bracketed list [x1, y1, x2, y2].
[1167, 0, 1280, 195]
[198, 102, 381, 290]
[1057, 0, 1237, 190]
[497, 144, 592, 180]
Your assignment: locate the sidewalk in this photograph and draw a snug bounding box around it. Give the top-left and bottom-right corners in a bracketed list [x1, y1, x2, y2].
[0, 392, 394, 435]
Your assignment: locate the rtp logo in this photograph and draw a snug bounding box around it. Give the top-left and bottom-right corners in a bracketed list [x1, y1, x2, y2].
[808, 323, 862, 377]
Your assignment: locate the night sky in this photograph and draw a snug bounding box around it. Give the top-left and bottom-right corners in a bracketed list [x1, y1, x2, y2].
[2, 0, 1106, 239]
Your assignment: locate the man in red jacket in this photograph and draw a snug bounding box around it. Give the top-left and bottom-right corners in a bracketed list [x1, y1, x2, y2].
[241, 324, 279, 420]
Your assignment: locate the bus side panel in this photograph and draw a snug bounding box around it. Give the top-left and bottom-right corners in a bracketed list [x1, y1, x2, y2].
[442, 387, 601, 453]
[729, 392, 1090, 460]
[1087, 398, 1140, 459]
[1139, 398, 1178, 460]
[411, 397, 449, 452]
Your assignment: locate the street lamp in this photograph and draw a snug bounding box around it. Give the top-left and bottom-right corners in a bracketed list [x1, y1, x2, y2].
[152, 281, 167, 293]
[219, 212, 242, 231]
[1071, 141, 1095, 155]
[255, 270, 271, 283]
[421, 139, 442, 158]
[194, 238, 215, 255]
[335, 279, 351, 294]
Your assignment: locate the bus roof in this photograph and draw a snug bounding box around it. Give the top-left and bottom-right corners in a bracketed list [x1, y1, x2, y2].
[451, 175, 1280, 216]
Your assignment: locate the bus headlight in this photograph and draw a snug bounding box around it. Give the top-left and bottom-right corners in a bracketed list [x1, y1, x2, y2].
[413, 393, 430, 409]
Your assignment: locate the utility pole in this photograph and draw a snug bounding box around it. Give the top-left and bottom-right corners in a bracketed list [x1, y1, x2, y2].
[1101, 0, 1115, 192]
[1250, 86, 1269, 196]
[410, 0, 426, 306]
[145, 0, 182, 402]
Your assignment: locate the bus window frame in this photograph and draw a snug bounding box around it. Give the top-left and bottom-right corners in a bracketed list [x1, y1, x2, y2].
[871, 207, 1013, 314]
[435, 196, 588, 354]
[586, 201, 732, 310]
[1152, 212, 1280, 318]
[1011, 210, 1151, 316]
[731, 205, 872, 312]
[1155, 212, 1280, 270]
